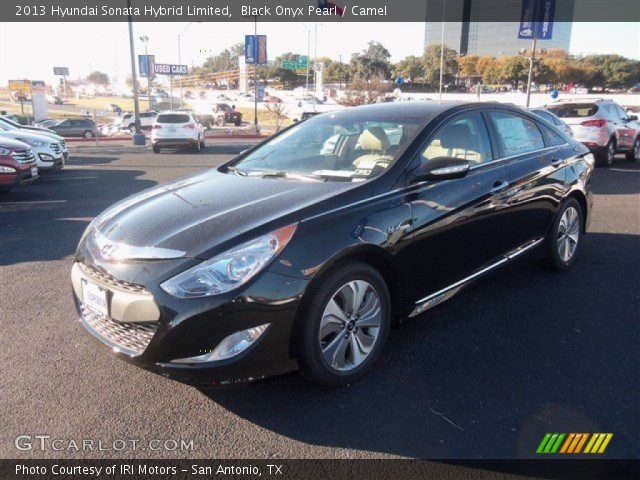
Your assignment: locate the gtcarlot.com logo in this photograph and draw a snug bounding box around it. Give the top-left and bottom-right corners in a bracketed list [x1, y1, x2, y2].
[536, 433, 613, 454]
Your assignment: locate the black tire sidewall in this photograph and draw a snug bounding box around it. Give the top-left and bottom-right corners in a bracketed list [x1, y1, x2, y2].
[297, 262, 391, 387]
[546, 198, 583, 271]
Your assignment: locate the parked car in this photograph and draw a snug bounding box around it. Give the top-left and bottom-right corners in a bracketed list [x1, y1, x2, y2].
[546, 99, 640, 166]
[71, 101, 594, 387]
[0, 138, 38, 191]
[529, 108, 573, 137]
[0, 116, 68, 159]
[117, 111, 157, 133]
[46, 95, 64, 105]
[213, 103, 242, 126]
[49, 118, 97, 138]
[0, 124, 65, 169]
[150, 111, 206, 153]
[35, 119, 61, 129]
[105, 103, 122, 114]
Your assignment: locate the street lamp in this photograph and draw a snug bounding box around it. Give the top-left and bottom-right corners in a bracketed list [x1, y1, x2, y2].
[177, 22, 195, 107]
[139, 35, 151, 109]
[126, 0, 144, 145]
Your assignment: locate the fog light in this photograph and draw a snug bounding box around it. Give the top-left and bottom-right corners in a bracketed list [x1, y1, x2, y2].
[171, 324, 270, 364]
[39, 153, 54, 161]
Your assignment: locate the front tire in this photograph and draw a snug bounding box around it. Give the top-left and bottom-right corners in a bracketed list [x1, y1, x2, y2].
[296, 262, 391, 387]
[152, 145, 160, 153]
[545, 198, 583, 271]
[626, 138, 639, 162]
[83, 130, 94, 139]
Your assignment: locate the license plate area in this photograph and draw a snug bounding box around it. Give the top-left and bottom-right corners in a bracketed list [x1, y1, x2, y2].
[82, 278, 109, 317]
[30, 167, 38, 177]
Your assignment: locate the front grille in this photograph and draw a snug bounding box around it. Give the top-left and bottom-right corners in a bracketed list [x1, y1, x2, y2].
[12, 149, 35, 164]
[79, 263, 147, 293]
[80, 305, 158, 355]
[51, 143, 61, 154]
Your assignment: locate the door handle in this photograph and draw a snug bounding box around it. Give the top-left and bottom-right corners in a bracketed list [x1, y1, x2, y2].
[490, 180, 509, 194]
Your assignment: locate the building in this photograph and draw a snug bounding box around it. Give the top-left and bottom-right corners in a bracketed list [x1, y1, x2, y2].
[424, 0, 573, 57]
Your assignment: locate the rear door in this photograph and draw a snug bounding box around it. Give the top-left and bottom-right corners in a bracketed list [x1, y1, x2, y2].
[486, 109, 566, 248]
[403, 109, 514, 300]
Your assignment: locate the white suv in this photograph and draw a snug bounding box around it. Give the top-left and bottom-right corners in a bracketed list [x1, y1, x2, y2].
[547, 99, 640, 167]
[0, 125, 65, 169]
[151, 111, 206, 153]
[117, 111, 158, 133]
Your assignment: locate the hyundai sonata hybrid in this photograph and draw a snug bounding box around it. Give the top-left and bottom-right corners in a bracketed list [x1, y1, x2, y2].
[72, 102, 593, 387]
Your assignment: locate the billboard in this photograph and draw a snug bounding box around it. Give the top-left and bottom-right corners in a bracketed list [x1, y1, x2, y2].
[138, 55, 156, 78]
[8, 80, 31, 93]
[30, 80, 46, 93]
[53, 67, 69, 76]
[153, 63, 188, 76]
[518, 0, 556, 39]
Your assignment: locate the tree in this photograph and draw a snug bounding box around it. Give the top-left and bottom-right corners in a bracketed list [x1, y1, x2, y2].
[194, 43, 244, 74]
[457, 55, 479, 78]
[422, 44, 458, 85]
[498, 56, 529, 89]
[265, 101, 288, 132]
[86, 71, 109, 85]
[350, 41, 392, 79]
[339, 77, 392, 106]
[580, 54, 640, 89]
[261, 52, 304, 88]
[322, 58, 350, 85]
[393, 56, 425, 81]
[476, 56, 497, 79]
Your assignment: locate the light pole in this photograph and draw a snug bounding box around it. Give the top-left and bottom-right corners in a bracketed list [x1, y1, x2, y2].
[177, 22, 194, 108]
[300, 24, 312, 93]
[438, 0, 446, 102]
[525, 32, 538, 108]
[126, 0, 144, 144]
[139, 35, 151, 109]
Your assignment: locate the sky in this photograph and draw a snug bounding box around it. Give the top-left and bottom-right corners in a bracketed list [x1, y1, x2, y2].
[0, 22, 638, 86]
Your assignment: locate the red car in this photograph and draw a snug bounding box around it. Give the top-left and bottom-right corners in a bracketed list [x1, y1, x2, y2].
[0, 138, 39, 192]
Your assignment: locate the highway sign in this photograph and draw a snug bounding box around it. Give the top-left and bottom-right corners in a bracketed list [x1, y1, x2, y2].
[281, 61, 297, 70]
[296, 56, 309, 69]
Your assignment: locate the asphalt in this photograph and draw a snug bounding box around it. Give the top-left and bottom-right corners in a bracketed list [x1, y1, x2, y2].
[0, 141, 638, 462]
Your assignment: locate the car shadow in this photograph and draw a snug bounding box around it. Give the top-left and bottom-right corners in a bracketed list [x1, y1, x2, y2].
[199, 232, 640, 459]
[591, 158, 640, 195]
[0, 168, 156, 266]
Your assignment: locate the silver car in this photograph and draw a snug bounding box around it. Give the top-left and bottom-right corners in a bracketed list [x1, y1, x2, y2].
[529, 108, 573, 137]
[546, 99, 640, 167]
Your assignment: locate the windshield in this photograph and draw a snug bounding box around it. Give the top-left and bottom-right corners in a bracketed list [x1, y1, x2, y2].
[0, 118, 19, 130]
[231, 112, 423, 181]
[547, 103, 598, 118]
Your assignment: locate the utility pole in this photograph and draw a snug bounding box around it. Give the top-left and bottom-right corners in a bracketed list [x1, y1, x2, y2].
[126, 0, 144, 144]
[254, 16, 258, 129]
[525, 32, 538, 108]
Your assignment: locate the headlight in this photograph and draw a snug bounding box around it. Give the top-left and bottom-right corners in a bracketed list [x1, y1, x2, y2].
[0, 166, 16, 173]
[161, 224, 297, 298]
[17, 138, 47, 147]
[0, 148, 11, 156]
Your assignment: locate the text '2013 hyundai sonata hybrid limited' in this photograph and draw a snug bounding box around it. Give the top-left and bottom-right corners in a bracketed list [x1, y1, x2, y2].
[71, 102, 594, 387]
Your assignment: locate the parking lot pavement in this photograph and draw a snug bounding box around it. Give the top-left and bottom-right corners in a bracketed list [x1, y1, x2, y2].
[0, 143, 638, 461]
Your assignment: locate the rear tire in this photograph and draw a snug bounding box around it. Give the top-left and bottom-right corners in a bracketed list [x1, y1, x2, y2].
[296, 261, 391, 387]
[544, 198, 583, 271]
[216, 117, 225, 126]
[83, 130, 94, 139]
[626, 138, 639, 162]
[152, 145, 160, 153]
[596, 139, 615, 167]
[234, 119, 242, 126]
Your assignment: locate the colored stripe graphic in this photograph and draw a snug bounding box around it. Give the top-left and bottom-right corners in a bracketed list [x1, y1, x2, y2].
[538, 433, 612, 454]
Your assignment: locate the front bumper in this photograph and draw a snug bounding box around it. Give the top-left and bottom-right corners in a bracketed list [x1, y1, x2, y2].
[71, 260, 307, 385]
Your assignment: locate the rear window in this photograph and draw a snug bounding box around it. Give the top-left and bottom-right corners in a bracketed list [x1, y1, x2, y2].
[156, 114, 190, 124]
[547, 103, 598, 118]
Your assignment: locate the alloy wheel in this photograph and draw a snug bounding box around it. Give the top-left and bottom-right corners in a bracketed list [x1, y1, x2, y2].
[557, 206, 580, 262]
[319, 280, 382, 372]
[607, 141, 615, 164]
[634, 139, 640, 160]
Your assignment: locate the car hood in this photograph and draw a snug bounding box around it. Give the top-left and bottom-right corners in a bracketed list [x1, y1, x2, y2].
[87, 169, 357, 260]
[0, 130, 54, 144]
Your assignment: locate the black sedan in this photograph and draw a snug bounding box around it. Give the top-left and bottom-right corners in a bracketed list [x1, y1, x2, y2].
[71, 102, 594, 387]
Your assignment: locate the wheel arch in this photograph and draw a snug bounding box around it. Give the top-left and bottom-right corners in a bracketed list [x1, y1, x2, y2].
[567, 190, 588, 233]
[288, 244, 406, 359]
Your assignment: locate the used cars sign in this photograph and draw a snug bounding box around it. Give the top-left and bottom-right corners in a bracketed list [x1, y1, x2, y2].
[153, 63, 188, 76]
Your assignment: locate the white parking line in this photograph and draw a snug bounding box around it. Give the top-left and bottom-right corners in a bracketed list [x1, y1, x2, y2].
[39, 176, 98, 181]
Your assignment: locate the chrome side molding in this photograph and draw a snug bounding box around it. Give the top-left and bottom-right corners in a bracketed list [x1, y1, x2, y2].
[409, 238, 544, 318]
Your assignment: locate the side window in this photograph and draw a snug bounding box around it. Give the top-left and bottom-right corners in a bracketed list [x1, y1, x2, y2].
[421, 112, 493, 166]
[541, 125, 566, 147]
[489, 111, 545, 156]
[616, 105, 628, 120]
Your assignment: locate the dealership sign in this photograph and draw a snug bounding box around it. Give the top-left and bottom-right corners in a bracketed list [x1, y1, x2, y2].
[138, 55, 156, 78]
[153, 63, 188, 75]
[245, 34, 268, 65]
[518, 0, 555, 39]
[8, 80, 31, 93]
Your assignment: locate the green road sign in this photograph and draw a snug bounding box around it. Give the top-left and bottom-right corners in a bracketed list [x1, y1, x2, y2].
[296, 56, 308, 68]
[281, 61, 297, 70]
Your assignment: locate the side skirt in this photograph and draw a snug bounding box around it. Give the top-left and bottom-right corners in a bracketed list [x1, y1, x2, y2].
[408, 238, 544, 318]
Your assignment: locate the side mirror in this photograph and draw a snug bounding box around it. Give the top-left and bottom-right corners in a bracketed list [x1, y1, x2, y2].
[412, 157, 470, 182]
